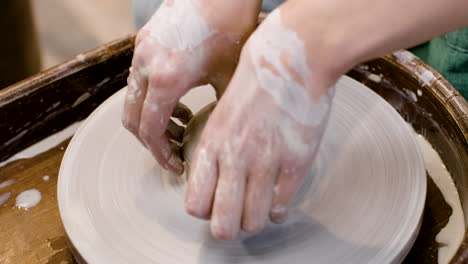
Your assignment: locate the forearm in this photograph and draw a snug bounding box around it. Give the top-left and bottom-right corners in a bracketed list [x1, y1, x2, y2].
[281, 0, 468, 81]
[200, 0, 263, 34]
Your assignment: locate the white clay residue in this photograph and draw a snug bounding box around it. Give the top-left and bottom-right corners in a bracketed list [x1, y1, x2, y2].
[0, 122, 81, 168]
[280, 117, 318, 155]
[15, 189, 42, 210]
[357, 65, 369, 71]
[392, 51, 417, 66]
[96, 77, 111, 88]
[126, 77, 140, 105]
[404, 88, 418, 102]
[145, 0, 214, 51]
[249, 9, 331, 127]
[419, 70, 435, 87]
[43, 176, 50, 181]
[72, 92, 92, 108]
[0, 179, 15, 189]
[76, 54, 86, 63]
[0, 192, 11, 206]
[415, 133, 465, 264]
[368, 73, 382, 83]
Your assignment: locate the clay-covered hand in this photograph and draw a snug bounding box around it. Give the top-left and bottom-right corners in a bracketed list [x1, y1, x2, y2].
[183, 0, 468, 240]
[185, 7, 340, 240]
[122, 0, 261, 174]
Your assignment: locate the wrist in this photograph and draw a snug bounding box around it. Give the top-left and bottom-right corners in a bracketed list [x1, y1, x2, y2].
[200, 0, 262, 36]
[271, 2, 351, 98]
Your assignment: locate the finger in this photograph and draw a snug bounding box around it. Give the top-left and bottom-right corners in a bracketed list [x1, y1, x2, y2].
[171, 102, 193, 124]
[270, 168, 307, 224]
[140, 130, 184, 175]
[211, 160, 247, 240]
[166, 119, 185, 142]
[139, 86, 184, 175]
[122, 70, 148, 135]
[242, 162, 279, 234]
[145, 132, 184, 175]
[185, 145, 218, 220]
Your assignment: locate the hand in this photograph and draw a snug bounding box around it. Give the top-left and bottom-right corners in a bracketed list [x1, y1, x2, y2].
[188, 0, 468, 241]
[122, 0, 261, 174]
[184, 7, 339, 240]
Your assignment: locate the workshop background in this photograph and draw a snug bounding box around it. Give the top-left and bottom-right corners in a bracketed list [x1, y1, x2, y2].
[0, 0, 134, 88]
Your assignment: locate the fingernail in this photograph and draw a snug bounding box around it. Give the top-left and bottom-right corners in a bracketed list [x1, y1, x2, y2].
[168, 154, 184, 175]
[270, 205, 289, 224]
[211, 218, 238, 241]
[185, 198, 209, 219]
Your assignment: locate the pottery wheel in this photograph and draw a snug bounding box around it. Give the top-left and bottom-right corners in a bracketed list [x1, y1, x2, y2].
[58, 76, 426, 264]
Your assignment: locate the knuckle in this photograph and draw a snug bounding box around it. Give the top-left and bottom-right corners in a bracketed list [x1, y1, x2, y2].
[270, 205, 288, 224]
[185, 202, 208, 219]
[149, 68, 179, 88]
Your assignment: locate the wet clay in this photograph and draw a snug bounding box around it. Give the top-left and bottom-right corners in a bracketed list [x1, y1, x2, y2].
[60, 82, 425, 263]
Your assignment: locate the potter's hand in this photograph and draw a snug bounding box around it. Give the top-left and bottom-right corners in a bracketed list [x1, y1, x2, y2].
[185, 7, 340, 240]
[185, 0, 468, 240]
[123, 0, 261, 174]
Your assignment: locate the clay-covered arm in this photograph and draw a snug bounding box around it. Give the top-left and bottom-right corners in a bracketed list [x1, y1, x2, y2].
[282, 0, 468, 85]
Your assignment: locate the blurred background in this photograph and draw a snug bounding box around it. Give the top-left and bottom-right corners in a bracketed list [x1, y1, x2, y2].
[33, 0, 134, 68]
[0, 0, 135, 88]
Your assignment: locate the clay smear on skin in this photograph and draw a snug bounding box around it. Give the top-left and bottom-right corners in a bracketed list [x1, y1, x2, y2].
[144, 0, 214, 51]
[126, 76, 141, 105]
[128, 0, 215, 111]
[249, 9, 331, 128]
[186, 147, 214, 213]
[201, 9, 334, 235]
